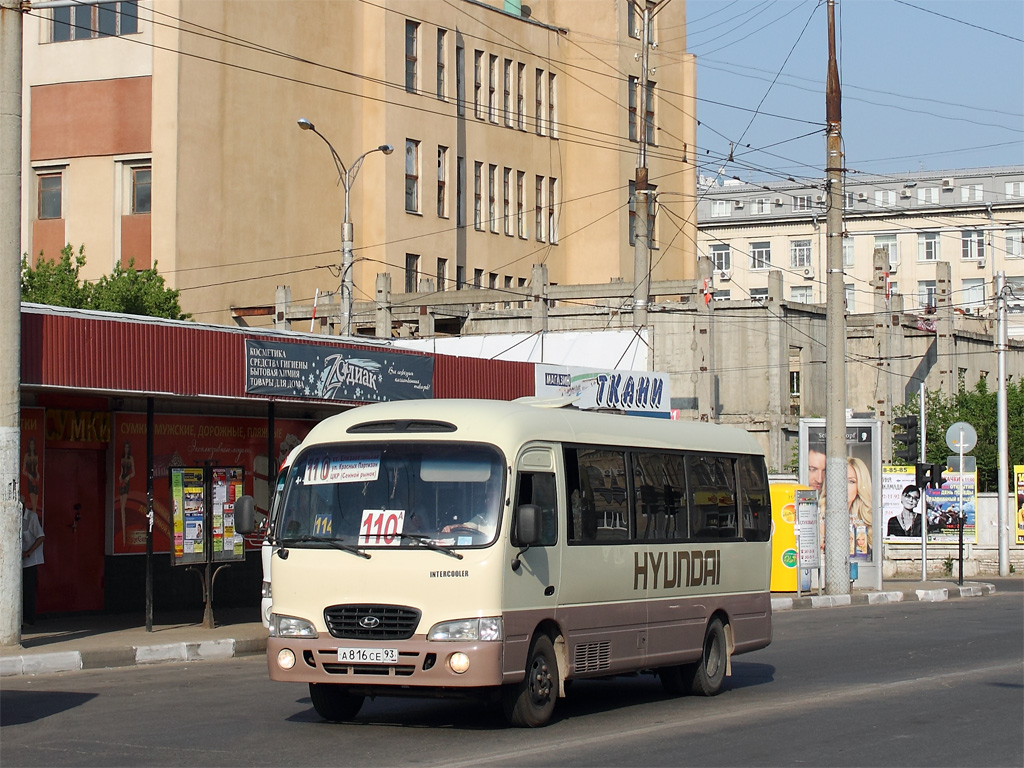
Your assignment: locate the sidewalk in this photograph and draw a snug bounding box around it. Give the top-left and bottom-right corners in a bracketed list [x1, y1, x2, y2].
[0, 580, 998, 678]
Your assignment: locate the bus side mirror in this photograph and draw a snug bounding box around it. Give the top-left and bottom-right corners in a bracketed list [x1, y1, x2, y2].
[235, 495, 257, 535]
[511, 504, 541, 572]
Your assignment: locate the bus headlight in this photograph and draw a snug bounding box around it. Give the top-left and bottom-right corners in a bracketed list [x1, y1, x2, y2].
[448, 652, 471, 674]
[427, 617, 503, 641]
[269, 613, 318, 638]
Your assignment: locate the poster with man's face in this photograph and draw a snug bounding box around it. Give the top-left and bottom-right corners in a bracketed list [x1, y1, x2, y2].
[799, 419, 879, 563]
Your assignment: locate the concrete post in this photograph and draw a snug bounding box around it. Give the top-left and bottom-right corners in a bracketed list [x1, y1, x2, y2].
[375, 272, 392, 338]
[274, 286, 292, 331]
[695, 255, 715, 422]
[531, 263, 548, 333]
[766, 270, 787, 471]
[417, 278, 435, 337]
[872, 248, 891, 450]
[935, 261, 954, 397]
[0, 0, 24, 647]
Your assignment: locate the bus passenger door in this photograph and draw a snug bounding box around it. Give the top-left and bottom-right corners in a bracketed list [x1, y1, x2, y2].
[502, 447, 561, 680]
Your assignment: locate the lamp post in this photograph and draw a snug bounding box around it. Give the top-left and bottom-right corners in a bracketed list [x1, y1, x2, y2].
[298, 118, 392, 336]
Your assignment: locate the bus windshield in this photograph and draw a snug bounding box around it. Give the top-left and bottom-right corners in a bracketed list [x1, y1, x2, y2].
[276, 442, 505, 549]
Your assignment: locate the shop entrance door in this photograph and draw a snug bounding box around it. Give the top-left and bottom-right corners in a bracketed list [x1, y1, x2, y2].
[38, 449, 106, 613]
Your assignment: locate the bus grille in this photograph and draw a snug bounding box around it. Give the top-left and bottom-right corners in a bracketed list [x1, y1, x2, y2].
[324, 604, 421, 640]
[574, 641, 611, 673]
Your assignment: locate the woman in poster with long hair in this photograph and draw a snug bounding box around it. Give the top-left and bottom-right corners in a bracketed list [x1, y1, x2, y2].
[119, 441, 136, 544]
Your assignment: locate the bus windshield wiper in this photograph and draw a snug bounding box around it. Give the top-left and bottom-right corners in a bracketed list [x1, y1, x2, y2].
[397, 533, 464, 560]
[282, 535, 371, 559]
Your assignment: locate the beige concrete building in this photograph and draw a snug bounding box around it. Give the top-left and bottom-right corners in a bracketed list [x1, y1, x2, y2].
[21, 0, 697, 329]
[695, 166, 1024, 336]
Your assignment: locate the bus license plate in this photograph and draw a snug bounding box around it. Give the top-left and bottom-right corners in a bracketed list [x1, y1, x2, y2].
[337, 647, 398, 664]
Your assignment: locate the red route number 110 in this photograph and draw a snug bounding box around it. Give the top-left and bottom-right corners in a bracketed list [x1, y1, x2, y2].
[358, 509, 406, 546]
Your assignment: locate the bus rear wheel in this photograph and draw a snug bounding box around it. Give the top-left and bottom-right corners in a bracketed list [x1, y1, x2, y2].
[684, 617, 727, 696]
[502, 634, 558, 727]
[309, 683, 365, 722]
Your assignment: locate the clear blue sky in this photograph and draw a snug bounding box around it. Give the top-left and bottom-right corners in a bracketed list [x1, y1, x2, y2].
[685, 0, 1024, 183]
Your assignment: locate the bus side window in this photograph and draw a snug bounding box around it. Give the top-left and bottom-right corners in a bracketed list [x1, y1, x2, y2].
[515, 472, 557, 546]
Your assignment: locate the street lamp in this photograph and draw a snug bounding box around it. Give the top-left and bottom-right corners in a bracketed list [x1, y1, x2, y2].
[297, 117, 393, 336]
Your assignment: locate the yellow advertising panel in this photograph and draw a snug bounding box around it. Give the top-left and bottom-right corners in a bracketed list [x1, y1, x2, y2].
[770, 483, 809, 592]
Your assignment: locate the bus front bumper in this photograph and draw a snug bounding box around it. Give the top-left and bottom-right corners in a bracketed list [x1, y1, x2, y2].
[266, 636, 504, 689]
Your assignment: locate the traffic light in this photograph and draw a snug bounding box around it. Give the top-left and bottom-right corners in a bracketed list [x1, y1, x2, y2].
[893, 415, 919, 464]
[930, 463, 945, 488]
[915, 462, 930, 488]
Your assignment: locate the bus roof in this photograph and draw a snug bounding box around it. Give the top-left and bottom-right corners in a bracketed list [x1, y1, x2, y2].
[301, 399, 764, 458]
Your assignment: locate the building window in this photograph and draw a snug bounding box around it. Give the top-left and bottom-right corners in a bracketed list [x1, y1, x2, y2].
[750, 241, 771, 269]
[842, 191, 854, 209]
[405, 20, 419, 94]
[547, 73, 558, 138]
[548, 178, 558, 244]
[436, 29, 447, 100]
[751, 287, 769, 303]
[958, 368, 968, 392]
[473, 162, 483, 230]
[711, 200, 731, 218]
[643, 80, 655, 145]
[1005, 181, 1024, 199]
[489, 272, 498, 289]
[712, 290, 731, 301]
[789, 370, 801, 397]
[503, 167, 512, 236]
[628, 76, 639, 143]
[710, 243, 731, 272]
[456, 265, 465, 291]
[455, 43, 465, 116]
[918, 187, 938, 204]
[874, 234, 898, 267]
[473, 50, 483, 118]
[752, 198, 771, 214]
[436, 146, 447, 218]
[628, 0, 642, 38]
[488, 54, 498, 122]
[535, 175, 545, 242]
[874, 190, 896, 207]
[535, 68, 545, 136]
[38, 173, 62, 219]
[405, 254, 420, 293]
[405, 140, 420, 213]
[1006, 229, 1023, 258]
[456, 155, 465, 227]
[516, 63, 525, 130]
[842, 236, 854, 268]
[131, 166, 151, 214]
[488, 164, 497, 233]
[628, 181, 656, 247]
[503, 59, 512, 127]
[961, 230, 985, 260]
[845, 283, 855, 312]
[473, 269, 483, 289]
[792, 195, 812, 212]
[517, 170, 526, 238]
[52, 1, 138, 42]
[962, 278, 985, 313]
[790, 285, 812, 303]
[918, 280, 937, 309]
[436, 258, 448, 291]
[918, 232, 940, 262]
[961, 184, 983, 202]
[790, 239, 812, 269]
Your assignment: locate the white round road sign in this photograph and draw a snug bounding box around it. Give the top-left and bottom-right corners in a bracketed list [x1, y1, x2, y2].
[945, 421, 977, 453]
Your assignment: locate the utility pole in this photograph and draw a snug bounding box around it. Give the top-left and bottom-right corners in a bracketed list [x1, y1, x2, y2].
[1, 0, 24, 646]
[823, 0, 848, 595]
[995, 271, 1009, 575]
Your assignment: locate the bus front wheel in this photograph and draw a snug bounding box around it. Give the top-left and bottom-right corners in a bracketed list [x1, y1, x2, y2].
[684, 617, 728, 696]
[502, 634, 558, 727]
[309, 683, 365, 722]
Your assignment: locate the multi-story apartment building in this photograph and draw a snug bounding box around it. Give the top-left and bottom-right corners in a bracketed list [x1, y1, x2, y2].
[20, 0, 697, 330]
[696, 166, 1023, 332]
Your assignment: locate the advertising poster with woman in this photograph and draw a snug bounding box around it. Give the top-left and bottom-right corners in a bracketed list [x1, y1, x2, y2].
[113, 413, 311, 555]
[882, 465, 977, 543]
[799, 419, 879, 564]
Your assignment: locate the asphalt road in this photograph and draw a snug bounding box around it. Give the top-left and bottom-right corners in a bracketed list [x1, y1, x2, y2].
[3, 581, 1022, 768]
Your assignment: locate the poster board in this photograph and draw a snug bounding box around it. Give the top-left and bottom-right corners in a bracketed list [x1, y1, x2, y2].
[170, 466, 246, 566]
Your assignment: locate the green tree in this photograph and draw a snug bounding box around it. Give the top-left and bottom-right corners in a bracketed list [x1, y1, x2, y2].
[21, 244, 189, 320]
[20, 244, 90, 308]
[893, 380, 1024, 493]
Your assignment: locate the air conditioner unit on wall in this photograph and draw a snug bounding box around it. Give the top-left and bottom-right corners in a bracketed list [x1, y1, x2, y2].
[857, 192, 868, 201]
[802, 267, 814, 280]
[900, 188, 911, 198]
[733, 200, 744, 209]
[773, 197, 783, 205]
[942, 177, 954, 189]
[718, 269, 732, 282]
